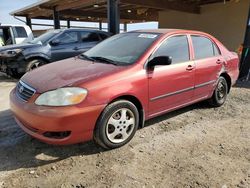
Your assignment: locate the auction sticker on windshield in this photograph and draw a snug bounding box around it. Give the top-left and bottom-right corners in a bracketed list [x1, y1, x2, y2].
[138, 34, 158, 39]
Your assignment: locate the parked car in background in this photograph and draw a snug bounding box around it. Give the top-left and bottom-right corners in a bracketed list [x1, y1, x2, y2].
[10, 29, 239, 149]
[0, 24, 33, 46]
[0, 28, 111, 77]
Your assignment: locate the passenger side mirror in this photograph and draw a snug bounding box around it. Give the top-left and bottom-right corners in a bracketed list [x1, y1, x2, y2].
[50, 39, 60, 46]
[148, 56, 172, 68]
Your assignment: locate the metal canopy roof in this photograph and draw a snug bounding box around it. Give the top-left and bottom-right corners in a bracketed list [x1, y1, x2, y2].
[11, 0, 229, 23]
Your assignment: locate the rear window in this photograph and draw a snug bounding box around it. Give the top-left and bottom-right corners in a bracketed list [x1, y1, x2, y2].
[80, 32, 100, 42]
[13, 27, 28, 38]
[99, 33, 109, 40]
[213, 43, 221, 56]
[191, 36, 218, 59]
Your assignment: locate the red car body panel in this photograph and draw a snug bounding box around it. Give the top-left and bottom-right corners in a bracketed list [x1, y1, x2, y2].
[10, 90, 106, 145]
[10, 29, 239, 145]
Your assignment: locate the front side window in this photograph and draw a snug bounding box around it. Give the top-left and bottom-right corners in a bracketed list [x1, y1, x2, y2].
[56, 31, 78, 44]
[30, 30, 61, 45]
[191, 36, 219, 59]
[152, 35, 190, 64]
[13, 27, 28, 38]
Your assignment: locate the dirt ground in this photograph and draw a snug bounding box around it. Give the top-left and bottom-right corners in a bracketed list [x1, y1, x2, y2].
[0, 72, 249, 188]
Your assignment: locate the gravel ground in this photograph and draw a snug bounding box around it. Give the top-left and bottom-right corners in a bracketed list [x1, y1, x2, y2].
[0, 72, 249, 188]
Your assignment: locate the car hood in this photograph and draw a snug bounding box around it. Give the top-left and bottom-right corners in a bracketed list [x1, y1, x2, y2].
[21, 57, 125, 93]
[0, 43, 40, 52]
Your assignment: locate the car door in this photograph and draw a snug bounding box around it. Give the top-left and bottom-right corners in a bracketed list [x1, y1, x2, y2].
[78, 31, 101, 53]
[148, 35, 195, 116]
[191, 35, 223, 99]
[50, 31, 80, 62]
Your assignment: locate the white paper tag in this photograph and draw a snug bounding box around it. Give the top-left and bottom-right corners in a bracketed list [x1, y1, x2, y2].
[138, 34, 158, 39]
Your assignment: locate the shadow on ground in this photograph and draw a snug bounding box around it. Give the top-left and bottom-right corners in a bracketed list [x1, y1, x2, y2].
[235, 80, 250, 89]
[144, 101, 210, 127]
[0, 101, 210, 172]
[0, 110, 105, 172]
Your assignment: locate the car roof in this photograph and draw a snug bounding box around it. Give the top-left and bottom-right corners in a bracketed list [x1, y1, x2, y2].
[0, 24, 29, 28]
[59, 28, 111, 35]
[132, 29, 209, 36]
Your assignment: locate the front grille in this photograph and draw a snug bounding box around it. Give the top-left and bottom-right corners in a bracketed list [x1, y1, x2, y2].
[16, 80, 36, 102]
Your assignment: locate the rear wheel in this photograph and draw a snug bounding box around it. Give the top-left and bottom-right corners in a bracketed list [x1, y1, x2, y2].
[25, 59, 46, 72]
[209, 76, 228, 107]
[94, 100, 139, 149]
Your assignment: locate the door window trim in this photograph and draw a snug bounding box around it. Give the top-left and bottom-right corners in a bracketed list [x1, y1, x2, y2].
[56, 31, 79, 45]
[190, 34, 222, 60]
[144, 34, 192, 69]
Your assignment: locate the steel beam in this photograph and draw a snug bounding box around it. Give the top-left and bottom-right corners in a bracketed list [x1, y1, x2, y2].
[239, 3, 250, 80]
[53, 7, 60, 29]
[99, 21, 102, 30]
[124, 22, 127, 32]
[67, 20, 70, 28]
[107, 0, 120, 34]
[26, 16, 32, 30]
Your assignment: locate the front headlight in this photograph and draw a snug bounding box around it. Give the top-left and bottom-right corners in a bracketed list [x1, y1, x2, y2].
[35, 87, 88, 106]
[0, 49, 23, 57]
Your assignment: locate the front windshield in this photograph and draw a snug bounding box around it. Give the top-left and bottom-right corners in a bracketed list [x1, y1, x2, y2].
[30, 30, 61, 45]
[84, 32, 161, 65]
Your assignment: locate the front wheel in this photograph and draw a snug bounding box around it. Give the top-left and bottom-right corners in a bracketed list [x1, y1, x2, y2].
[94, 100, 139, 149]
[25, 59, 46, 72]
[209, 76, 228, 107]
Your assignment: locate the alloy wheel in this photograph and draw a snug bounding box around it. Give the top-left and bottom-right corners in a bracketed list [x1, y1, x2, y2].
[106, 108, 135, 144]
[217, 80, 227, 100]
[30, 61, 42, 70]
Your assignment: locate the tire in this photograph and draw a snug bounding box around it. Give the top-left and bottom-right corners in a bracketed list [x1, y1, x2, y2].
[209, 76, 228, 107]
[25, 59, 46, 72]
[94, 100, 139, 149]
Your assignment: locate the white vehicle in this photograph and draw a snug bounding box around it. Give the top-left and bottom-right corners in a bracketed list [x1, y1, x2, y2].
[0, 24, 34, 46]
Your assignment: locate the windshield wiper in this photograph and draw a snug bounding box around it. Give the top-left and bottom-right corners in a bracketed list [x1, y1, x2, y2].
[79, 54, 96, 61]
[90, 56, 118, 65]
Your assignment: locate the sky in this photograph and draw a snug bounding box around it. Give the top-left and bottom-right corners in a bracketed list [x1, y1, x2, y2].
[0, 0, 158, 31]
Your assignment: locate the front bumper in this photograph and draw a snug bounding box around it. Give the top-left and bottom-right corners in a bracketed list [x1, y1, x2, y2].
[10, 89, 106, 145]
[0, 55, 27, 75]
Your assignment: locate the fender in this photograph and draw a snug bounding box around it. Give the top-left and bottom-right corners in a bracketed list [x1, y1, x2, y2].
[24, 53, 51, 62]
[107, 93, 146, 128]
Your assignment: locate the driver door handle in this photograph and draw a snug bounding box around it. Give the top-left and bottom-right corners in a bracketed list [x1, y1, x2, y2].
[73, 47, 80, 51]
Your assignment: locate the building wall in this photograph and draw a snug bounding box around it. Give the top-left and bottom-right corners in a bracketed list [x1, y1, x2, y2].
[159, 0, 250, 51]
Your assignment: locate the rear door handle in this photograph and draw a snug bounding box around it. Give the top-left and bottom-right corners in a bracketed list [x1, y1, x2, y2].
[73, 47, 80, 51]
[186, 65, 194, 71]
[216, 59, 224, 64]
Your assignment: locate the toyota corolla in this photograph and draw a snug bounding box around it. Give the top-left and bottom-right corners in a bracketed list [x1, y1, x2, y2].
[10, 29, 239, 149]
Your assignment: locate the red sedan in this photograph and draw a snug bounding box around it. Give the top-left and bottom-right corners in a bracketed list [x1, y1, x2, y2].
[10, 29, 239, 149]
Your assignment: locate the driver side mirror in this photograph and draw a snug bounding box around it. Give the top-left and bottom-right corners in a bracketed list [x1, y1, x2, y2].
[148, 56, 172, 68]
[50, 39, 60, 46]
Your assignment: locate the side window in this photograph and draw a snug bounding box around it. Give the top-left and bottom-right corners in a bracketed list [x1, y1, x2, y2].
[56, 32, 78, 44]
[13, 27, 28, 38]
[213, 43, 221, 56]
[99, 33, 109, 40]
[191, 36, 219, 59]
[80, 32, 100, 42]
[153, 35, 190, 64]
